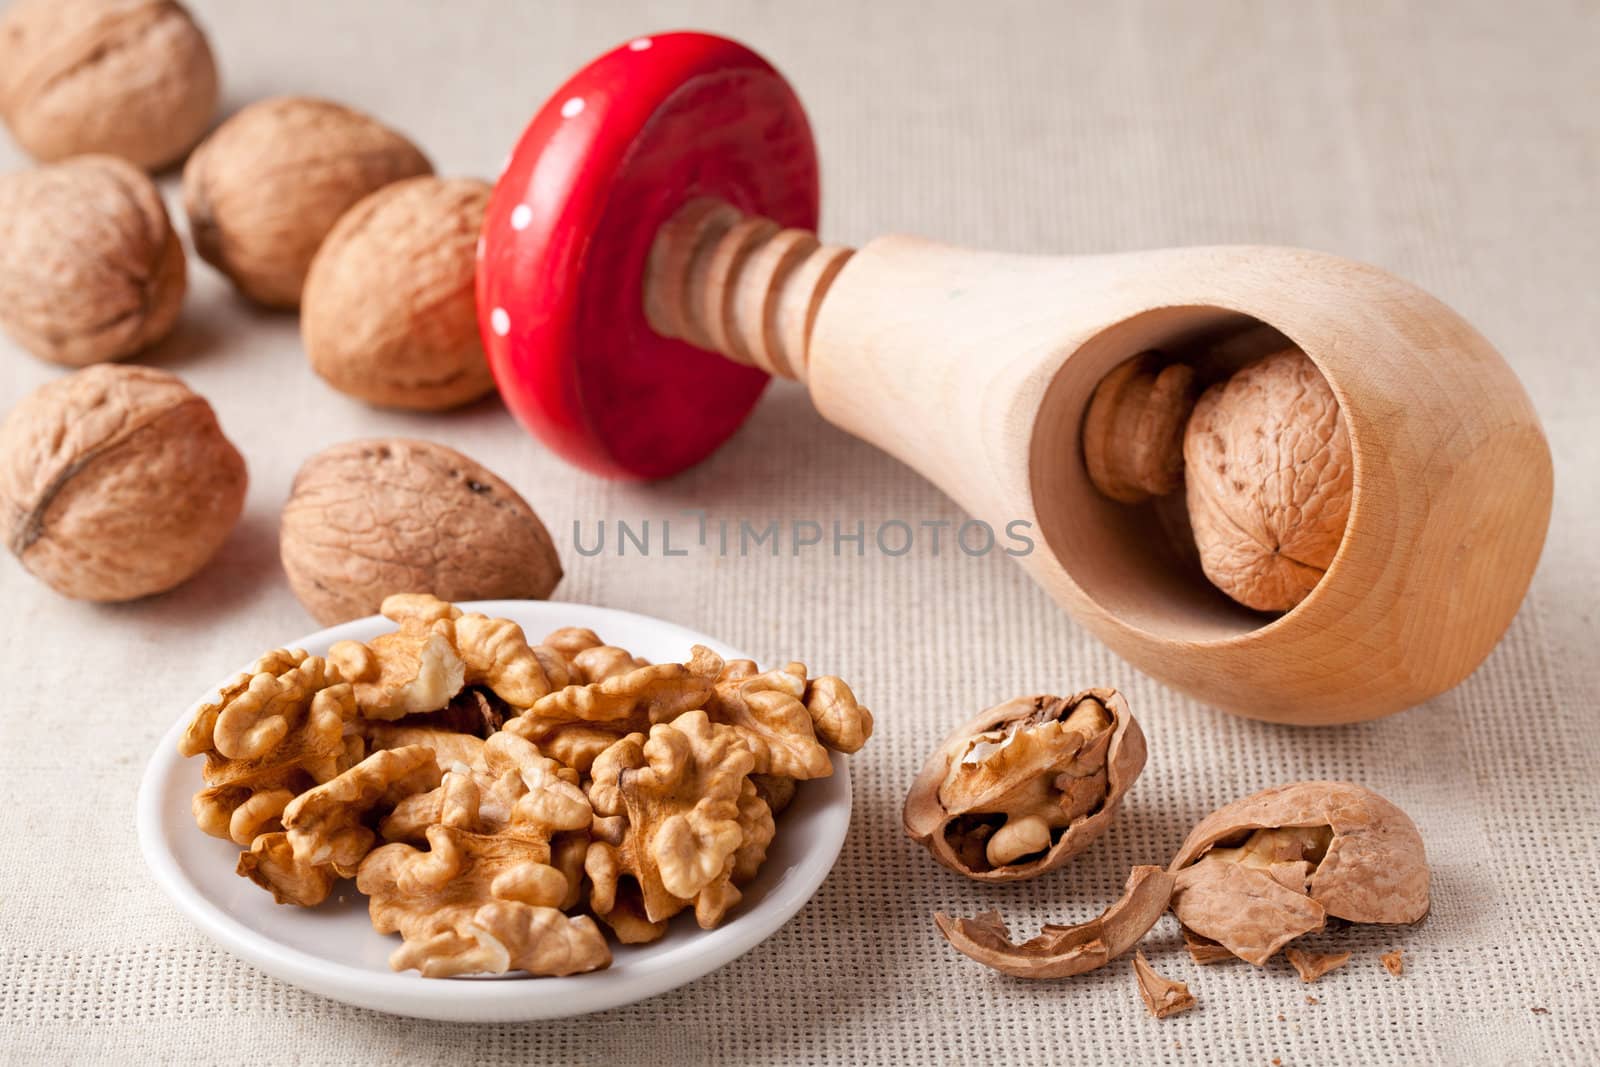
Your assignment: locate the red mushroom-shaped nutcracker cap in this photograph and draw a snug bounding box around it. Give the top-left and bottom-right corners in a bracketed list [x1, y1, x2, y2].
[478, 32, 821, 480]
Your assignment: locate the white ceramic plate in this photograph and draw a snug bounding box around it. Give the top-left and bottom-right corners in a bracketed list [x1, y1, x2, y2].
[137, 600, 852, 1022]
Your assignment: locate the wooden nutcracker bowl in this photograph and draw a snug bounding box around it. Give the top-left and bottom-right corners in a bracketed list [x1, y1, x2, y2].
[479, 32, 1552, 725]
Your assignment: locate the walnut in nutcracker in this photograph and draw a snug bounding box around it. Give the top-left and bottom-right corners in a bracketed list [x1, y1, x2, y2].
[279, 440, 562, 626]
[0, 364, 246, 601]
[302, 176, 497, 410]
[0, 0, 218, 170]
[183, 97, 431, 307]
[1184, 348, 1352, 611]
[904, 690, 1145, 879]
[0, 156, 186, 366]
[1082, 346, 1353, 613]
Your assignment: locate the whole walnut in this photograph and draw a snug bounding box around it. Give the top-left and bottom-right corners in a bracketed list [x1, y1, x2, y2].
[0, 364, 247, 601]
[0, 0, 218, 170]
[280, 439, 562, 626]
[0, 156, 186, 366]
[1184, 348, 1352, 612]
[302, 177, 496, 410]
[183, 97, 432, 308]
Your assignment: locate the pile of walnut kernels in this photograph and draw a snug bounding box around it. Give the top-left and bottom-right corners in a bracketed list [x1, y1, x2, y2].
[180, 594, 873, 977]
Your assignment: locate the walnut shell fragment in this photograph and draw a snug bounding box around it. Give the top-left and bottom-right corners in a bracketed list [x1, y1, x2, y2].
[303, 176, 496, 410]
[183, 97, 431, 307]
[0, 156, 186, 366]
[1184, 348, 1352, 612]
[1284, 947, 1351, 983]
[0, 0, 219, 169]
[1082, 353, 1197, 503]
[1168, 781, 1429, 967]
[1133, 950, 1197, 1018]
[0, 365, 246, 601]
[279, 440, 562, 626]
[904, 690, 1145, 880]
[935, 865, 1175, 979]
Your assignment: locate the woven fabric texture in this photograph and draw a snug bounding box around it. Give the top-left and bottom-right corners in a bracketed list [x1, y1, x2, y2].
[1, 1, 1596, 1063]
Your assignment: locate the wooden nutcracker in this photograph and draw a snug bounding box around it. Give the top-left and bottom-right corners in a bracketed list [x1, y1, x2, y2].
[478, 33, 1551, 725]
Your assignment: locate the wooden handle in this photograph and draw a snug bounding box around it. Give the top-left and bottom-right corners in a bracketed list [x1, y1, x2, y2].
[643, 198, 854, 382]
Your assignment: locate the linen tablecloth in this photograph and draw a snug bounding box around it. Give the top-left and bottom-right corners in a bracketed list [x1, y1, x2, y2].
[2, 1, 1596, 1062]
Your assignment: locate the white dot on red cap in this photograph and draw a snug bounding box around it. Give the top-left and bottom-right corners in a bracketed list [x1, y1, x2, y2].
[510, 204, 532, 230]
[490, 308, 510, 336]
[475, 237, 485, 259]
[560, 97, 585, 118]
[628, 38, 652, 51]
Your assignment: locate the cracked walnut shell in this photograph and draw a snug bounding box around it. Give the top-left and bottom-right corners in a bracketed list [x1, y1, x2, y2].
[303, 176, 496, 410]
[936, 866, 1175, 979]
[0, 365, 246, 601]
[183, 97, 431, 307]
[1184, 348, 1353, 612]
[904, 690, 1145, 880]
[0, 0, 218, 169]
[1168, 780, 1430, 966]
[0, 156, 186, 366]
[280, 441, 562, 626]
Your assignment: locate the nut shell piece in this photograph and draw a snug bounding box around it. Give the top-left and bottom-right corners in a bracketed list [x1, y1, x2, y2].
[0, 0, 218, 169]
[1285, 947, 1351, 983]
[904, 690, 1146, 881]
[1183, 348, 1352, 612]
[303, 176, 496, 410]
[1132, 950, 1198, 1018]
[1169, 781, 1430, 965]
[183, 97, 431, 307]
[279, 439, 562, 626]
[0, 364, 246, 601]
[0, 156, 186, 366]
[1082, 354, 1197, 503]
[935, 865, 1175, 979]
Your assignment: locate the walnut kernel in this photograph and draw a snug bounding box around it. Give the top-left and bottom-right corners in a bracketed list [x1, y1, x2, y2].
[904, 689, 1145, 880]
[1168, 781, 1429, 966]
